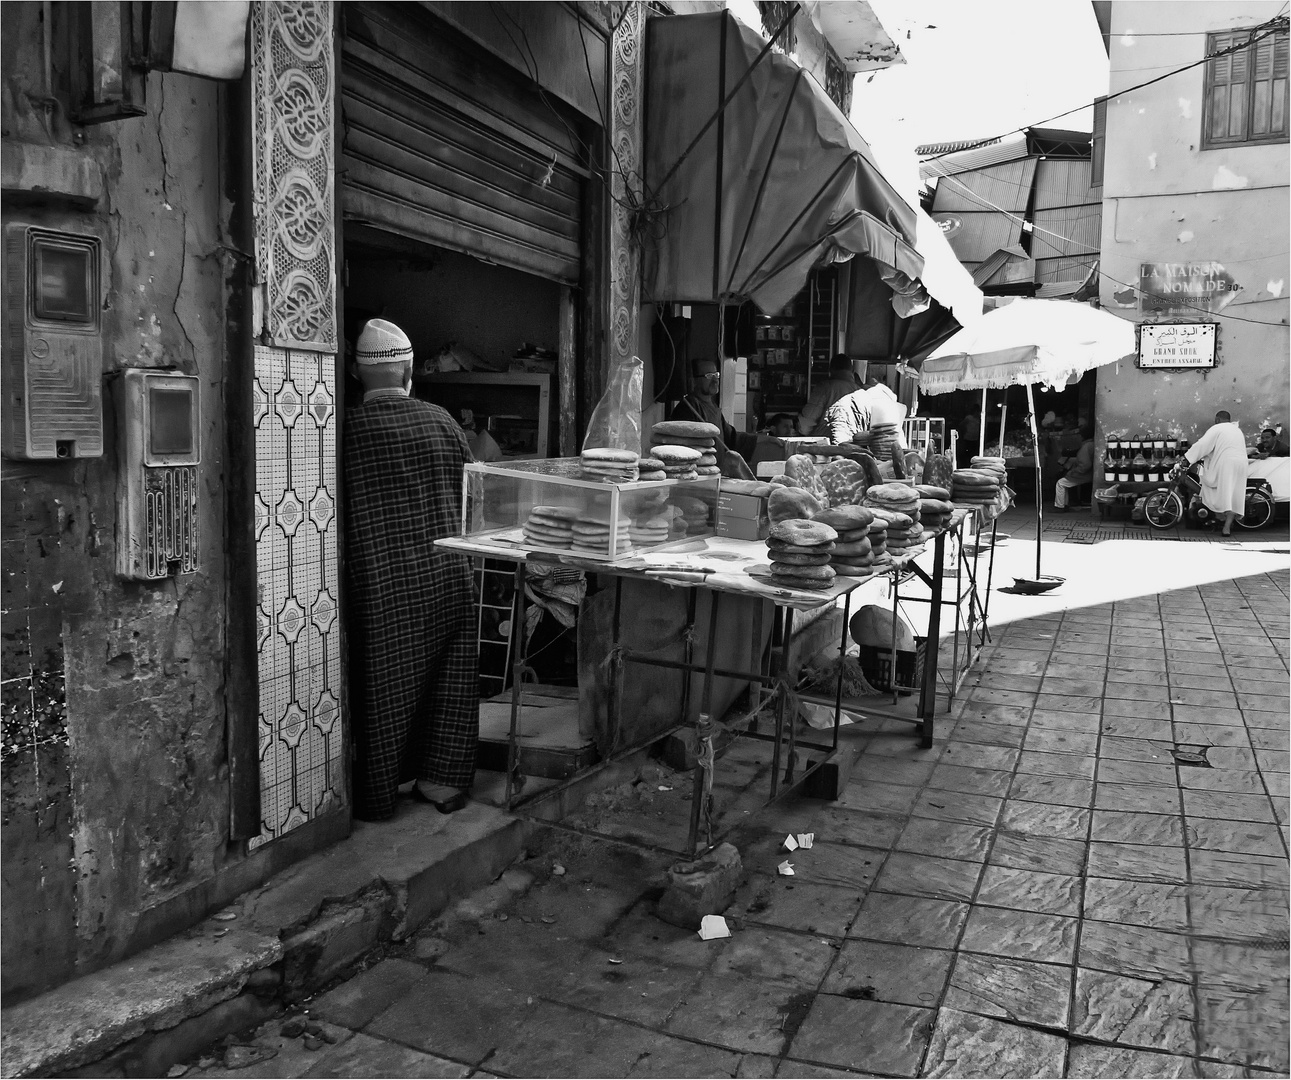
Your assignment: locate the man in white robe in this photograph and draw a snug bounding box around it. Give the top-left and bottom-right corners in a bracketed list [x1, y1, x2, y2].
[1183, 410, 1247, 535]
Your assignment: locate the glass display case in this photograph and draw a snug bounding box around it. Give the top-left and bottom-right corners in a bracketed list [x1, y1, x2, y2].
[463, 460, 721, 561]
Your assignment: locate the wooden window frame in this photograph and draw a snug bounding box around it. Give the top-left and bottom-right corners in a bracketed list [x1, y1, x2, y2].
[1201, 27, 1288, 149]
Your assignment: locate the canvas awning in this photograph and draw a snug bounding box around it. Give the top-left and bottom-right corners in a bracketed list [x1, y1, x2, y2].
[642, 10, 982, 327]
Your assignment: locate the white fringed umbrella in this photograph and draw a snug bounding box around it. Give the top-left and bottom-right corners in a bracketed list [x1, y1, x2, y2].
[918, 299, 1137, 587]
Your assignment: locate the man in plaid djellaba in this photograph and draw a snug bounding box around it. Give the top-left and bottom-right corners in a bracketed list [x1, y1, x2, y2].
[343, 318, 478, 819]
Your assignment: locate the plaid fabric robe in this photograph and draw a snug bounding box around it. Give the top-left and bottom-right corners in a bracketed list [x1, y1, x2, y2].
[343, 395, 478, 819]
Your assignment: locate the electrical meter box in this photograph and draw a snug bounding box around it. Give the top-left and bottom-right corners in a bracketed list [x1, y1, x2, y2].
[117, 369, 201, 580]
[2, 224, 104, 459]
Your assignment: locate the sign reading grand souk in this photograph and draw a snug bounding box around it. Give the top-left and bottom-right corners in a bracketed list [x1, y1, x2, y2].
[1138, 261, 1242, 315]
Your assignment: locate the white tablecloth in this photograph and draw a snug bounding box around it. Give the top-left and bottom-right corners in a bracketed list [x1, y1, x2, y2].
[1249, 457, 1290, 502]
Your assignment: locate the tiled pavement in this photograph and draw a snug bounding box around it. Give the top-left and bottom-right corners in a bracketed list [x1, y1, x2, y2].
[187, 570, 1289, 1079]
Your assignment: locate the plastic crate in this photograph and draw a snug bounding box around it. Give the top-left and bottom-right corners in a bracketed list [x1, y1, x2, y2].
[857, 638, 927, 695]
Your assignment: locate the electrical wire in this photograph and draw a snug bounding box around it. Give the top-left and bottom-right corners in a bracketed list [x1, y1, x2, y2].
[918, 16, 1289, 167]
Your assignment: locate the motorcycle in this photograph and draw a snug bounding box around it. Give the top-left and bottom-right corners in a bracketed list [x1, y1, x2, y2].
[1143, 461, 1274, 531]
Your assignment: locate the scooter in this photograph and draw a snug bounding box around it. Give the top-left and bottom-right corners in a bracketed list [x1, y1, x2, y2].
[1143, 461, 1274, 530]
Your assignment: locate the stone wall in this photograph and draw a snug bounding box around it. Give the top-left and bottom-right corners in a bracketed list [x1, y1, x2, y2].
[1, 4, 232, 1001]
[1097, 0, 1290, 446]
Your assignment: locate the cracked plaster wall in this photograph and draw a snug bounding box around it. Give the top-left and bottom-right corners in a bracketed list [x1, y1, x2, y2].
[1095, 1, 1290, 446]
[1, 5, 232, 1002]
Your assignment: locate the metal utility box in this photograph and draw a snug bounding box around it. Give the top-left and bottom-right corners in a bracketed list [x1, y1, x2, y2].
[2, 224, 104, 459]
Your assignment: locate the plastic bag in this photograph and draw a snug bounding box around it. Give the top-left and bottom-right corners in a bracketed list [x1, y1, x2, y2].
[582, 355, 644, 453]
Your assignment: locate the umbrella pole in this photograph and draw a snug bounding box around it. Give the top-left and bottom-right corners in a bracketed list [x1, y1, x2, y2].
[978, 390, 987, 458]
[997, 402, 1007, 458]
[1026, 383, 1042, 579]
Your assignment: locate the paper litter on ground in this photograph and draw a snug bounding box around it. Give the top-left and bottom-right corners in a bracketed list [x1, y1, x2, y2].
[777, 860, 795, 876]
[783, 834, 798, 852]
[698, 915, 731, 940]
[797, 833, 814, 849]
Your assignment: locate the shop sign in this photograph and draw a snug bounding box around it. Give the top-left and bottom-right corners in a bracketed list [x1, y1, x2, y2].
[932, 214, 963, 238]
[1138, 322, 1217, 369]
[1138, 261, 1242, 314]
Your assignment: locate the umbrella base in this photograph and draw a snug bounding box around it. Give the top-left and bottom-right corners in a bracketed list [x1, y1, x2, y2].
[1011, 575, 1065, 595]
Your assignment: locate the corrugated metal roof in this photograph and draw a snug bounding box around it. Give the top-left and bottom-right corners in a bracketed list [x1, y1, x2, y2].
[971, 246, 1034, 287]
[1032, 204, 1101, 261]
[929, 158, 1036, 214]
[918, 132, 1029, 180]
[1035, 254, 1099, 284]
[1033, 159, 1095, 210]
[915, 136, 1002, 156]
[932, 211, 1024, 264]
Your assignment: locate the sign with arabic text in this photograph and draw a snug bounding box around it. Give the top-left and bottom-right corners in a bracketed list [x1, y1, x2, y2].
[1139, 262, 1241, 314]
[1138, 323, 1217, 369]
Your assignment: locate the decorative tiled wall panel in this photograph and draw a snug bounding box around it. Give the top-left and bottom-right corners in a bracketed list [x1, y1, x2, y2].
[248, 0, 341, 850]
[249, 346, 342, 850]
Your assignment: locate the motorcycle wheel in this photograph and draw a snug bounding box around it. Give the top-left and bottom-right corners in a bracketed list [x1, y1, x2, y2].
[1144, 490, 1183, 529]
[1237, 490, 1275, 530]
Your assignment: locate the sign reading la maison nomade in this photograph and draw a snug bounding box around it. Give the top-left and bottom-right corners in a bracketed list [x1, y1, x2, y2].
[1138, 323, 1217, 369]
[1138, 261, 1242, 315]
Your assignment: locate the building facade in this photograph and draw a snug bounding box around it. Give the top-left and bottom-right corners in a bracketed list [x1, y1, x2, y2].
[1093, 1, 1290, 446]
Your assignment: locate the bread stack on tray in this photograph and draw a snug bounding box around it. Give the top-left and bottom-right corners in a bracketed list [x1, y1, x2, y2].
[951, 468, 1002, 510]
[870, 507, 923, 554]
[636, 455, 666, 481]
[580, 447, 639, 482]
[650, 421, 721, 477]
[651, 444, 701, 481]
[814, 505, 875, 577]
[522, 506, 578, 549]
[863, 482, 921, 524]
[970, 456, 1008, 484]
[915, 485, 954, 532]
[673, 495, 712, 535]
[765, 519, 838, 591]
[572, 510, 632, 556]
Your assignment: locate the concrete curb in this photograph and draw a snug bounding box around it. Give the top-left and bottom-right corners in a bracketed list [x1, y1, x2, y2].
[2, 745, 667, 1078]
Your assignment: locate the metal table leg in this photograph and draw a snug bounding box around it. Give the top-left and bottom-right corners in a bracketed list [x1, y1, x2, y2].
[769, 606, 795, 800]
[918, 530, 946, 748]
[504, 562, 527, 808]
[687, 591, 723, 853]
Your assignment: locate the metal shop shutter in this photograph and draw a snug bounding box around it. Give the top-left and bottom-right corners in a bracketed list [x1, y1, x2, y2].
[340, 2, 586, 283]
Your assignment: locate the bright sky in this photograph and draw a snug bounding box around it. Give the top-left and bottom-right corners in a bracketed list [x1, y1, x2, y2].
[849, 0, 1109, 162]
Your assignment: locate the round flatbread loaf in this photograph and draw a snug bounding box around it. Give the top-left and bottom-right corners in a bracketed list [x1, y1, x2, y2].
[696, 453, 718, 467]
[814, 505, 874, 530]
[768, 551, 832, 566]
[831, 562, 874, 577]
[529, 505, 579, 523]
[771, 563, 836, 582]
[653, 420, 721, 441]
[639, 456, 665, 471]
[695, 465, 722, 477]
[920, 498, 954, 514]
[581, 448, 639, 464]
[767, 538, 836, 555]
[638, 471, 667, 481]
[818, 459, 868, 507]
[865, 482, 919, 504]
[769, 575, 835, 591]
[869, 508, 913, 529]
[768, 518, 837, 546]
[915, 485, 951, 500]
[832, 537, 872, 557]
[652, 444, 703, 464]
[833, 527, 870, 544]
[768, 486, 823, 523]
[721, 479, 774, 497]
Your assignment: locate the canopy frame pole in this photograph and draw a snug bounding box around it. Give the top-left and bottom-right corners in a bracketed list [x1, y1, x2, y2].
[997, 402, 1007, 458]
[1026, 383, 1043, 579]
[978, 390, 987, 458]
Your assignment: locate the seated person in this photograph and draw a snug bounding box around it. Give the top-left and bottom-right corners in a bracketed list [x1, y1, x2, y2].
[1053, 422, 1094, 511]
[1253, 427, 1290, 458]
[671, 358, 766, 478]
[765, 413, 797, 438]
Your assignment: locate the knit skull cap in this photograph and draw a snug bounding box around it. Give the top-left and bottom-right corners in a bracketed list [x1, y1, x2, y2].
[355, 318, 413, 365]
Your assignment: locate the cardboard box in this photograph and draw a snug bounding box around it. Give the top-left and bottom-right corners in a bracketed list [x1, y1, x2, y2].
[718, 491, 765, 520]
[716, 514, 766, 541]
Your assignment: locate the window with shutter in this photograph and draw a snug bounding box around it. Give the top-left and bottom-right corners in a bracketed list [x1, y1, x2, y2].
[1202, 27, 1289, 148]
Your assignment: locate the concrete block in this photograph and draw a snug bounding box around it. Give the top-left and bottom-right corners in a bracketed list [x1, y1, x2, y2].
[801, 747, 857, 801]
[1, 140, 103, 206]
[280, 889, 393, 1000]
[655, 842, 743, 930]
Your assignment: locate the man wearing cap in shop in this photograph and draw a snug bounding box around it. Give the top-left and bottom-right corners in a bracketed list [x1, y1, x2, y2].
[670, 358, 763, 477]
[343, 318, 478, 819]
